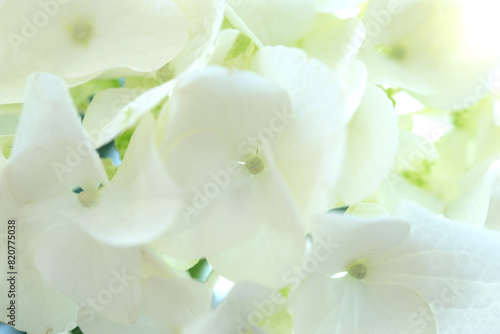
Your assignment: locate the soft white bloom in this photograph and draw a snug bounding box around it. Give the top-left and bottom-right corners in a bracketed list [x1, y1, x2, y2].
[2, 72, 180, 326]
[151, 46, 365, 287]
[390, 96, 500, 225]
[359, 0, 500, 110]
[0, 0, 190, 104]
[290, 203, 500, 334]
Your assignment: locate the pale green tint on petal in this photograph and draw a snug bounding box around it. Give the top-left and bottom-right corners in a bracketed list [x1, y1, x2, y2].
[0, 0, 189, 104]
[33, 224, 142, 325]
[66, 114, 181, 247]
[6, 73, 107, 203]
[228, 0, 318, 46]
[70, 78, 121, 113]
[334, 85, 399, 205]
[359, 0, 498, 110]
[185, 282, 285, 334]
[299, 14, 365, 69]
[345, 202, 389, 217]
[83, 78, 177, 149]
[0, 103, 21, 135]
[207, 29, 241, 66]
[83, 88, 146, 148]
[223, 33, 259, 70]
[258, 308, 293, 334]
[444, 158, 500, 225]
[0, 135, 13, 159]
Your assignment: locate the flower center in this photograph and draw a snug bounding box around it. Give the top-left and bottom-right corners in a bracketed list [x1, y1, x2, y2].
[68, 20, 94, 46]
[245, 156, 265, 175]
[78, 189, 98, 208]
[347, 262, 367, 280]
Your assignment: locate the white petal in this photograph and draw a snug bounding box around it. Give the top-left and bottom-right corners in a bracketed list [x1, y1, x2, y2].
[208, 148, 306, 288]
[153, 67, 294, 258]
[334, 85, 399, 205]
[251, 46, 350, 214]
[83, 88, 146, 148]
[291, 273, 436, 334]
[227, 0, 318, 45]
[0, 226, 78, 334]
[0, 0, 189, 103]
[311, 213, 410, 276]
[6, 73, 106, 203]
[366, 203, 500, 333]
[301, 14, 365, 69]
[79, 277, 212, 334]
[169, 0, 225, 74]
[33, 224, 142, 325]
[186, 282, 285, 334]
[67, 114, 181, 247]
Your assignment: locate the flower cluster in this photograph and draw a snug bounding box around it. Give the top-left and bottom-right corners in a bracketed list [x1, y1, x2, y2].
[1, 0, 500, 333]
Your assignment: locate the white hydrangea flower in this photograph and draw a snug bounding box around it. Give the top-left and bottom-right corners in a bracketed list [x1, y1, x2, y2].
[0, 0, 190, 104]
[290, 203, 500, 334]
[152, 46, 365, 287]
[370, 97, 500, 225]
[2, 72, 180, 325]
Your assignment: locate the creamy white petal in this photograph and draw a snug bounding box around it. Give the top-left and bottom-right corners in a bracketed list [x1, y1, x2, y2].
[0, 0, 189, 103]
[316, 0, 366, 12]
[6, 73, 107, 203]
[66, 114, 181, 247]
[334, 85, 398, 205]
[227, 0, 318, 46]
[311, 213, 410, 276]
[33, 224, 142, 325]
[252, 46, 353, 215]
[0, 222, 78, 334]
[169, 0, 225, 74]
[291, 273, 436, 334]
[83, 88, 146, 148]
[301, 14, 365, 69]
[79, 277, 211, 334]
[365, 203, 500, 333]
[153, 67, 294, 258]
[208, 148, 305, 288]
